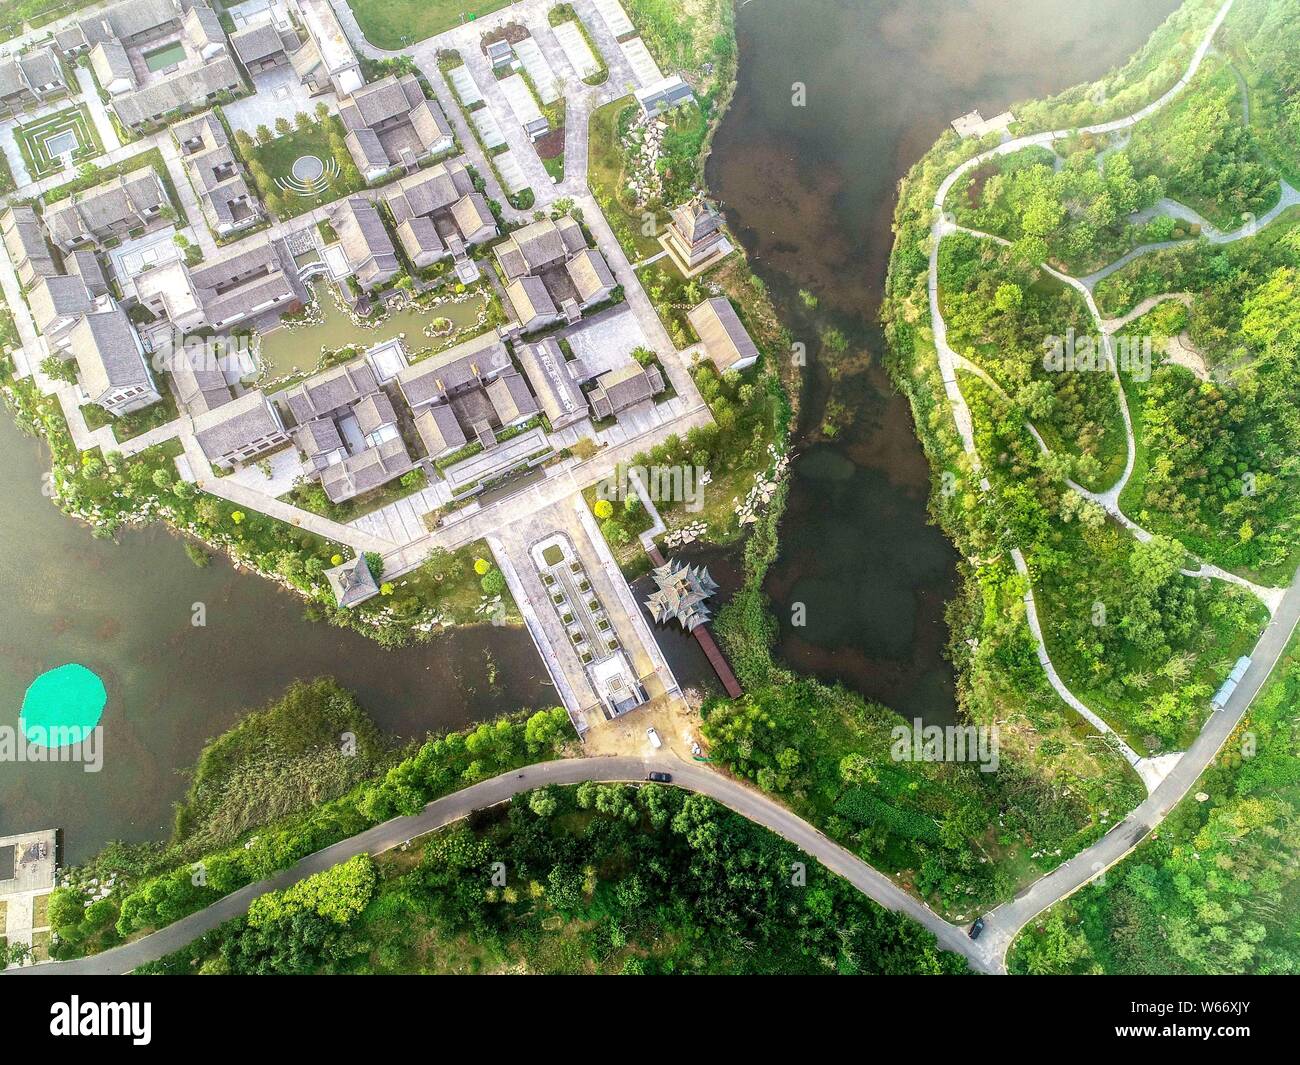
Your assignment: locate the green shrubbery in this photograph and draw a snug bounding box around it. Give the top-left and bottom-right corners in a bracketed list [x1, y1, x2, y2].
[141, 784, 968, 975]
[45, 683, 572, 959]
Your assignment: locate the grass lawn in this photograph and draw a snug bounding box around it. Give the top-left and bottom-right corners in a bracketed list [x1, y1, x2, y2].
[14, 104, 102, 181]
[80, 390, 179, 443]
[237, 118, 362, 221]
[587, 96, 666, 261]
[282, 469, 430, 524]
[582, 483, 655, 573]
[356, 539, 519, 626]
[345, 0, 512, 49]
[0, 0, 100, 36]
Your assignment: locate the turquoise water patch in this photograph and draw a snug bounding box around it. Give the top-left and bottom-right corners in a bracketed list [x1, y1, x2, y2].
[20, 664, 106, 747]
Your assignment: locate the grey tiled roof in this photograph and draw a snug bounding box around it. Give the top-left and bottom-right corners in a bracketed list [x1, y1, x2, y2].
[229, 22, 286, 64]
[341, 73, 423, 129]
[486, 371, 538, 425]
[450, 193, 495, 242]
[326, 556, 378, 608]
[320, 434, 412, 503]
[182, 4, 225, 51]
[112, 57, 243, 129]
[71, 0, 184, 49]
[1, 205, 56, 281]
[504, 274, 556, 327]
[283, 359, 378, 423]
[352, 390, 398, 436]
[382, 158, 473, 221]
[292, 416, 344, 467]
[68, 307, 152, 400]
[565, 247, 615, 304]
[172, 110, 224, 151]
[66, 249, 108, 296]
[189, 240, 295, 327]
[89, 40, 134, 86]
[395, 215, 443, 261]
[671, 197, 720, 242]
[409, 98, 452, 148]
[330, 196, 398, 284]
[396, 331, 510, 407]
[169, 346, 231, 414]
[0, 45, 65, 97]
[494, 216, 586, 279]
[28, 274, 91, 332]
[43, 167, 168, 245]
[414, 402, 467, 456]
[590, 362, 663, 419]
[344, 128, 388, 171]
[193, 389, 286, 463]
[687, 296, 759, 372]
[515, 336, 588, 428]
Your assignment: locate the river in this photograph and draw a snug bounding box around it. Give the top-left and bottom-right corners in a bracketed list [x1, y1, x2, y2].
[1, 0, 1182, 863]
[0, 415, 548, 862]
[707, 0, 1179, 723]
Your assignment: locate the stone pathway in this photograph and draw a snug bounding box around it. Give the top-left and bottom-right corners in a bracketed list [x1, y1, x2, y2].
[75, 65, 122, 153]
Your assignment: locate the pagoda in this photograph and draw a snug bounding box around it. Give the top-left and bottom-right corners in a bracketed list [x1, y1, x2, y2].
[645, 559, 719, 632]
[662, 195, 728, 273]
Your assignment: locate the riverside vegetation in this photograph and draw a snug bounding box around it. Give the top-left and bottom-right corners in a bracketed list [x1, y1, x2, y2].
[45, 679, 575, 960]
[884, 0, 1300, 971]
[137, 783, 967, 975]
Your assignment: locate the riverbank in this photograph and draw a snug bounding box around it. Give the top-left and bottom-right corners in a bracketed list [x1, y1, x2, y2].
[38, 678, 575, 963]
[883, 0, 1300, 967]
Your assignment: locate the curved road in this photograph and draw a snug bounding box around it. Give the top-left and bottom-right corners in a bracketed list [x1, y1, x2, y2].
[10, 0, 1295, 983]
[928, 0, 1300, 964]
[10, 756, 997, 976]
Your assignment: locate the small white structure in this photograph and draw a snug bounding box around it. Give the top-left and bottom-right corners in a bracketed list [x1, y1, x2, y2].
[951, 109, 1015, 138]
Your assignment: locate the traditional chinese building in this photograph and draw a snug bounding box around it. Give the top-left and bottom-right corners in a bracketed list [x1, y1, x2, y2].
[645, 559, 719, 632]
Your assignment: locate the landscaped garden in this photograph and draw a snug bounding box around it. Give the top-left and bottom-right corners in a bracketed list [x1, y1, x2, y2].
[232, 112, 363, 221]
[0, 0, 99, 37]
[345, 0, 513, 50]
[14, 104, 103, 181]
[80, 390, 180, 443]
[284, 469, 429, 524]
[255, 280, 496, 387]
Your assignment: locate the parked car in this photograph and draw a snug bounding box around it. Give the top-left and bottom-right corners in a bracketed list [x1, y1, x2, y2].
[646, 726, 662, 749]
[647, 771, 672, 783]
[968, 917, 985, 940]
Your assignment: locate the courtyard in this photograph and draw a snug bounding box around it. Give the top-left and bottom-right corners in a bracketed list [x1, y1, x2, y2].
[256, 281, 495, 385]
[13, 104, 103, 181]
[235, 116, 362, 220]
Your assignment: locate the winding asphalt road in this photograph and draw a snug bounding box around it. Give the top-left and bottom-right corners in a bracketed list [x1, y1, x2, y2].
[9, 0, 1296, 982]
[926, 0, 1300, 964]
[11, 757, 995, 976]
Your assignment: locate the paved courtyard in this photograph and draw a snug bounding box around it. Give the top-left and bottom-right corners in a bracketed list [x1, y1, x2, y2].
[563, 304, 654, 376]
[222, 63, 336, 136]
[223, 443, 306, 497]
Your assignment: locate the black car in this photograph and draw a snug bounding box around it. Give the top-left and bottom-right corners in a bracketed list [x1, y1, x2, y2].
[968, 917, 985, 940]
[647, 772, 673, 783]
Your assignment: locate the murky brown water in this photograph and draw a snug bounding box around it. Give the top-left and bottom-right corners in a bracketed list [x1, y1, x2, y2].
[707, 0, 1179, 722]
[0, 417, 548, 862]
